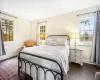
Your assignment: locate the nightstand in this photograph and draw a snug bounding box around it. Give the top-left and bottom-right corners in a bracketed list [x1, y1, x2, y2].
[69, 48, 83, 66]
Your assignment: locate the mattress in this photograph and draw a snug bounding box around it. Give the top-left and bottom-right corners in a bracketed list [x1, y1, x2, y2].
[20, 45, 69, 80]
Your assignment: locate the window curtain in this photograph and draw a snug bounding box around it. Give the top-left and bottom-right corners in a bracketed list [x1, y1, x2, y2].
[0, 15, 6, 56]
[92, 10, 100, 66]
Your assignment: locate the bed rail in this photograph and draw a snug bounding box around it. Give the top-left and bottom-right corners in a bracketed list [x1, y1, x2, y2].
[18, 52, 63, 80]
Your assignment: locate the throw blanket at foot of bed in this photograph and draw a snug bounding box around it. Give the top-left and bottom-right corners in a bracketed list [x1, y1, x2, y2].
[18, 45, 69, 80]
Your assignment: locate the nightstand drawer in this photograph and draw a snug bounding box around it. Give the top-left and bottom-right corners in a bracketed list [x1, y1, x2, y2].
[70, 50, 81, 54]
[71, 57, 76, 62]
[75, 53, 80, 57]
[75, 58, 80, 63]
[70, 50, 76, 53]
[71, 52, 80, 57]
[71, 55, 80, 62]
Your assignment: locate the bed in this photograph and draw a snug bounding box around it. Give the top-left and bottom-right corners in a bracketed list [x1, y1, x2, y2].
[18, 35, 70, 80]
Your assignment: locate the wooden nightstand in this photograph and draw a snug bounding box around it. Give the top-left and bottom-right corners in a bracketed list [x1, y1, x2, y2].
[69, 48, 83, 66]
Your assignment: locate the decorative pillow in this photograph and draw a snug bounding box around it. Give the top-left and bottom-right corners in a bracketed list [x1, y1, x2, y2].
[45, 38, 57, 46]
[25, 40, 36, 47]
[57, 39, 67, 46]
[45, 38, 67, 46]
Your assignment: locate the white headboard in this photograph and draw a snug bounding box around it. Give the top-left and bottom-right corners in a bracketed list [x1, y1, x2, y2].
[47, 35, 70, 46]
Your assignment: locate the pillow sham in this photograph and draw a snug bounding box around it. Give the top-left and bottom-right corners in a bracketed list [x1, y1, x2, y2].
[45, 38, 67, 46]
[25, 40, 36, 47]
[45, 38, 57, 46]
[57, 39, 67, 46]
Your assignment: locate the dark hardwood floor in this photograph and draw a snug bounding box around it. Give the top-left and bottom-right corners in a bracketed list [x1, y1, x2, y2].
[0, 58, 100, 80]
[68, 63, 100, 80]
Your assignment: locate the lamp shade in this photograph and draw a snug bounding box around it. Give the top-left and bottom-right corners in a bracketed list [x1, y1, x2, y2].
[70, 33, 79, 39]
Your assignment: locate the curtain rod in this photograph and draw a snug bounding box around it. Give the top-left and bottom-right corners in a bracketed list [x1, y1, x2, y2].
[0, 10, 17, 19]
[77, 11, 96, 16]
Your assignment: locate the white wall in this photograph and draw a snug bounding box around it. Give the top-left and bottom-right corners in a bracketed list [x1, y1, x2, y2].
[31, 5, 99, 63]
[0, 18, 31, 60]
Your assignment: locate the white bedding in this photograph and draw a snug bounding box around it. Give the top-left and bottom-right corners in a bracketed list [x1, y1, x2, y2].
[20, 45, 69, 80]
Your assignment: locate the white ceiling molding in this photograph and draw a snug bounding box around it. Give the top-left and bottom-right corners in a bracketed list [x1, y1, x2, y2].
[0, 0, 100, 20]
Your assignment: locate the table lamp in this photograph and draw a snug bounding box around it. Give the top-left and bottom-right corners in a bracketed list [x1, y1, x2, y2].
[71, 33, 79, 48]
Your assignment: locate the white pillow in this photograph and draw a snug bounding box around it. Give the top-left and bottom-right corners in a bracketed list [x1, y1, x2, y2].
[45, 38, 57, 46]
[57, 39, 67, 46]
[45, 38, 67, 46]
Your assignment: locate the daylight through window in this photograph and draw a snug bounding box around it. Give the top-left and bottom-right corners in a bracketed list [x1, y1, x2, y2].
[1, 18, 14, 42]
[79, 17, 94, 42]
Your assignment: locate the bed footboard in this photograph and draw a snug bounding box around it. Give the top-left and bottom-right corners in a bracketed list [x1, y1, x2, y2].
[18, 52, 64, 80]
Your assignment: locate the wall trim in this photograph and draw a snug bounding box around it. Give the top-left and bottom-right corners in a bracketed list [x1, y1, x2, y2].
[0, 55, 17, 62]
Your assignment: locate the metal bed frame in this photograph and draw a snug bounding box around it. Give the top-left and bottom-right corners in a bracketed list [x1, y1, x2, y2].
[18, 35, 70, 80]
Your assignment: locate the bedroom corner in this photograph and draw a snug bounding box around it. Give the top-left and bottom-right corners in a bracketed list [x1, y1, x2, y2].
[0, 11, 31, 61]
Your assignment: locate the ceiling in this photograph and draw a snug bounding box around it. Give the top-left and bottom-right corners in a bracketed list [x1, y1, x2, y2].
[0, 0, 100, 20]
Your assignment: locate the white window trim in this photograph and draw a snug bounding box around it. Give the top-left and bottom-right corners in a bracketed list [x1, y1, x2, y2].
[78, 41, 93, 46]
[79, 16, 94, 46]
[1, 15, 16, 44]
[36, 21, 47, 45]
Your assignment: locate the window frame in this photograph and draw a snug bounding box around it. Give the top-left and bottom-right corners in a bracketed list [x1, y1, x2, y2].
[39, 25, 46, 45]
[79, 16, 94, 46]
[37, 21, 47, 45]
[1, 16, 16, 44]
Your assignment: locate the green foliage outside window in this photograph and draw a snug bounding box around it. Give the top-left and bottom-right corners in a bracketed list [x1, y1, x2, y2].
[1, 18, 14, 41]
[80, 17, 94, 42]
[40, 25, 46, 40]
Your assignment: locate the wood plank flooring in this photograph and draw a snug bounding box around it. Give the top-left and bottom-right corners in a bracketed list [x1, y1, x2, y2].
[0, 58, 100, 80]
[68, 63, 100, 80]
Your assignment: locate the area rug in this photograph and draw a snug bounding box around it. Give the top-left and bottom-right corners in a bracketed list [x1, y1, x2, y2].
[0, 58, 18, 80]
[0, 76, 3, 80]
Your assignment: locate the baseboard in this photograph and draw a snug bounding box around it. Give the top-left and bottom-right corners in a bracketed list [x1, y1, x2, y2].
[84, 61, 96, 65]
[83, 60, 90, 63]
[0, 55, 17, 62]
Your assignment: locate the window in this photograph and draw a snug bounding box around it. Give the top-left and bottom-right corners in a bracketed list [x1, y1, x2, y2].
[37, 21, 47, 45]
[39, 25, 46, 40]
[79, 17, 94, 42]
[1, 18, 14, 42]
[39, 25, 46, 45]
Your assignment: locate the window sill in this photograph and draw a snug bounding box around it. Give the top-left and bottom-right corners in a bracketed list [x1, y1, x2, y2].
[78, 43, 92, 47]
[4, 41, 15, 44]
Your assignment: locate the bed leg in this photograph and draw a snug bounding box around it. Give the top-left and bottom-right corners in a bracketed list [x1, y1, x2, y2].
[18, 57, 20, 76]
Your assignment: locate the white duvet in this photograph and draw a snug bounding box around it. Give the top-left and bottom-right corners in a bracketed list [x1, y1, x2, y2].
[20, 45, 69, 80]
